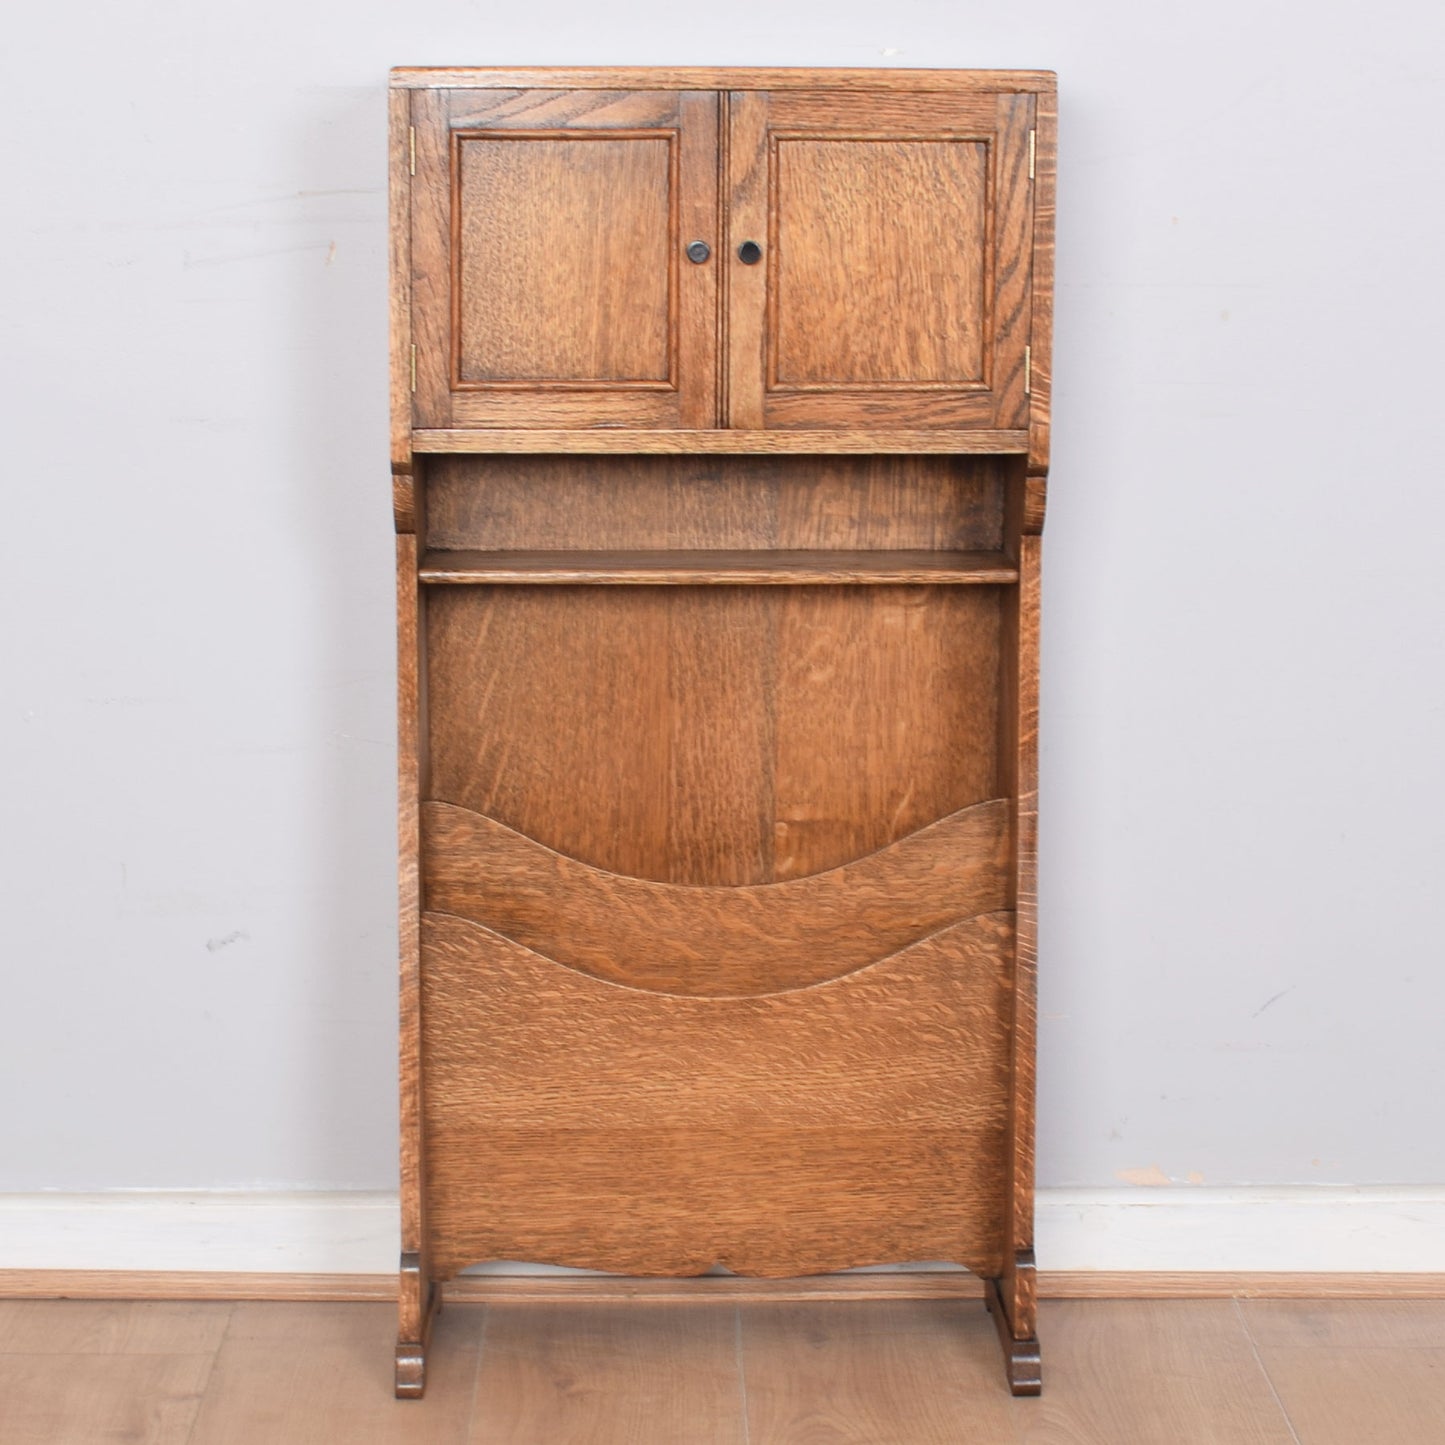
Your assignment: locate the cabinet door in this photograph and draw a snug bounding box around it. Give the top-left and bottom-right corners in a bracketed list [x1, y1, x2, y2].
[412, 89, 719, 429]
[726, 90, 1035, 430]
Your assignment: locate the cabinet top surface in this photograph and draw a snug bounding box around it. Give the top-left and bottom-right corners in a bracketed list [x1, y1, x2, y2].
[389, 66, 1056, 92]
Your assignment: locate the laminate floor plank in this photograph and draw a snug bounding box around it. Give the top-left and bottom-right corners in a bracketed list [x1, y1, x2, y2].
[0, 1294, 1439, 1442]
[1017, 1301, 1299, 1445]
[0, 1298, 233, 1355]
[739, 1298, 1021, 1444]
[467, 1302, 746, 1445]
[1241, 1298, 1445, 1349]
[1242, 1301, 1445, 1445]
[185, 1301, 484, 1445]
[0, 1352, 216, 1445]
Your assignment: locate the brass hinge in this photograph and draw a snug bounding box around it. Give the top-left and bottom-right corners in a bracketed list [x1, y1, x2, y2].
[1028, 130, 1036, 181]
[409, 126, 416, 177]
[1024, 345, 1032, 396]
[410, 344, 417, 393]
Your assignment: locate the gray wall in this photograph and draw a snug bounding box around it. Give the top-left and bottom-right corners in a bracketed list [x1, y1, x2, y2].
[2, 1, 1442, 1194]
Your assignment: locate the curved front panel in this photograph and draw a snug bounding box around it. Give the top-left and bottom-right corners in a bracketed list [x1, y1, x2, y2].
[421, 908, 1015, 1278]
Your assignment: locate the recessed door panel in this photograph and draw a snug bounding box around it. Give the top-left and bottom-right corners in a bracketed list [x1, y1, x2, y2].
[412, 89, 719, 428]
[455, 134, 673, 385]
[728, 90, 1035, 429]
[773, 138, 988, 386]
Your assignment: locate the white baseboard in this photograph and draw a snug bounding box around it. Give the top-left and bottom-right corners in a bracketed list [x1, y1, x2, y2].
[2, 1186, 1443, 1275]
[1037, 1186, 1445, 1272]
[0, 1192, 397, 1274]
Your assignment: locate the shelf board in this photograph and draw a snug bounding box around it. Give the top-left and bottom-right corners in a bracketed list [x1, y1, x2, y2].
[411, 428, 1029, 456]
[418, 549, 1020, 586]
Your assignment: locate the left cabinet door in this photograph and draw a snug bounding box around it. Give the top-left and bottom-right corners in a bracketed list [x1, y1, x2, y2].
[411, 89, 720, 429]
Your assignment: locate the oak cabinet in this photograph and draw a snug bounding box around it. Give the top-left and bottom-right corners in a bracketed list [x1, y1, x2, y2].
[390, 66, 1056, 1402]
[409, 80, 1037, 432]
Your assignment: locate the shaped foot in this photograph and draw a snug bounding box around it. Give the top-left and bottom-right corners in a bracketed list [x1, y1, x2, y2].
[395, 1340, 427, 1398]
[985, 1277, 1043, 1396]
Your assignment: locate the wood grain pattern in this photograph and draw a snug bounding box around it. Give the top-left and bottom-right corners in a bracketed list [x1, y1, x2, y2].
[11, 1271, 1445, 1304]
[454, 133, 673, 384]
[392, 67, 1059, 93]
[740, 1299, 1020, 1442]
[393, 470, 416, 534]
[773, 137, 988, 385]
[1028, 88, 1057, 474]
[391, 65, 1058, 1396]
[423, 796, 1008, 994]
[0, 1307, 225, 1445]
[452, 1273, 1445, 1304]
[412, 89, 718, 430]
[395, 534, 430, 1366]
[0, 1273, 403, 1302]
[1023, 472, 1047, 534]
[454, 1275, 987, 1304]
[425, 584, 1003, 884]
[470, 1304, 745, 1445]
[685, 88, 726, 429]
[408, 88, 451, 429]
[389, 87, 413, 478]
[23, 1297, 1439, 1442]
[424, 453, 1007, 553]
[0, 1301, 233, 1355]
[990, 92, 1036, 432]
[411, 427, 1030, 453]
[0, 1353, 215, 1445]
[999, 532, 1041, 1343]
[766, 584, 1002, 880]
[1241, 1302, 1445, 1441]
[421, 909, 1014, 1278]
[1047, 1274, 1445, 1300]
[418, 548, 1017, 585]
[728, 89, 1036, 429]
[723, 87, 770, 430]
[1250, 1345, 1445, 1443]
[1025, 1301, 1300, 1443]
[187, 1303, 483, 1445]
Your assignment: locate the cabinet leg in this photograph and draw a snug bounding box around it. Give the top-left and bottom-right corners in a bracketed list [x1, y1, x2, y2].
[984, 1259, 1042, 1396]
[395, 1339, 427, 1399]
[395, 1252, 440, 1399]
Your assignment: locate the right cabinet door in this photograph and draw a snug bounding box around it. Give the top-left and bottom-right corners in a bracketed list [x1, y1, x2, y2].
[726, 89, 1036, 430]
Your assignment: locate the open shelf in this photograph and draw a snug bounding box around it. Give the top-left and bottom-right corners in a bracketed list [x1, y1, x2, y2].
[418, 549, 1020, 586]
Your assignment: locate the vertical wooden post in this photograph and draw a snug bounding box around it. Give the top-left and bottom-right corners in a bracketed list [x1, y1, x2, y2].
[391, 81, 436, 1401]
[989, 466, 1044, 1395]
[394, 531, 436, 1398]
[988, 79, 1055, 1393]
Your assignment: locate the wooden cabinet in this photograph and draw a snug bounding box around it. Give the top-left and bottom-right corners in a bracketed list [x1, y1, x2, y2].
[390, 65, 1056, 1401]
[409, 77, 1037, 435]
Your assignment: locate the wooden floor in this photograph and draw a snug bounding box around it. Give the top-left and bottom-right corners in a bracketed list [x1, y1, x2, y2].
[2, 1296, 1443, 1443]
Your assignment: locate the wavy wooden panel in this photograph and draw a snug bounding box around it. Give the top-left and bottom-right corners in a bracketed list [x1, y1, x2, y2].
[423, 798, 1009, 995]
[421, 910, 1014, 1279]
